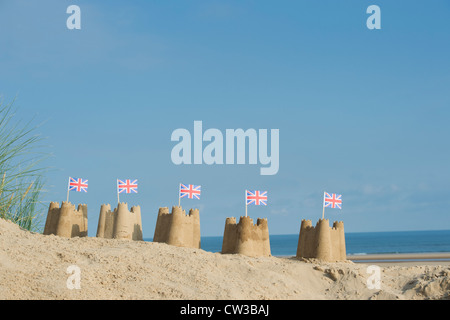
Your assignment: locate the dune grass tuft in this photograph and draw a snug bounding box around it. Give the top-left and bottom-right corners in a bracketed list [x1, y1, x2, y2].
[0, 100, 48, 232]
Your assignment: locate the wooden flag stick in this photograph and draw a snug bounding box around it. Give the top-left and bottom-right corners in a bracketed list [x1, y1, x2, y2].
[178, 183, 181, 207]
[322, 191, 325, 219]
[245, 190, 248, 217]
[117, 179, 120, 204]
[66, 177, 70, 203]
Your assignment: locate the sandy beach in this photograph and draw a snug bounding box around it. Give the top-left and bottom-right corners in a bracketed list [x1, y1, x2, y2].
[0, 218, 449, 300]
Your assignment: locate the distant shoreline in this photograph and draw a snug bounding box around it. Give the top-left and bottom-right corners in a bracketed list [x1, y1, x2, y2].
[144, 231, 450, 261]
[347, 252, 450, 261]
[347, 252, 450, 266]
[271, 252, 450, 266]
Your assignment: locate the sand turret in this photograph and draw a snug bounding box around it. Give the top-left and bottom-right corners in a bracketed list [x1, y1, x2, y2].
[221, 216, 271, 257]
[43, 201, 88, 238]
[296, 219, 346, 262]
[96, 202, 143, 240]
[153, 206, 201, 248]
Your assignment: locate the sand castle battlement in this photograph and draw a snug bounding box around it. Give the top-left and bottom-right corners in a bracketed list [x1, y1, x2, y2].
[43, 201, 88, 238]
[153, 206, 201, 248]
[96, 202, 143, 240]
[296, 219, 346, 262]
[222, 216, 271, 257]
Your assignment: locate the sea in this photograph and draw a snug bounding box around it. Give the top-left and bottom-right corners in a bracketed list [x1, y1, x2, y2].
[144, 230, 450, 257]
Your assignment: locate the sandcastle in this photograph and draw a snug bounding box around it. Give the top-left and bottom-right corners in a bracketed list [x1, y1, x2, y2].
[43, 201, 88, 238]
[296, 219, 346, 262]
[96, 202, 143, 240]
[221, 216, 271, 257]
[153, 206, 200, 248]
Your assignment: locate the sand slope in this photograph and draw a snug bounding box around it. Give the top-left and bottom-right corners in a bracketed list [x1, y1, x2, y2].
[0, 218, 449, 300]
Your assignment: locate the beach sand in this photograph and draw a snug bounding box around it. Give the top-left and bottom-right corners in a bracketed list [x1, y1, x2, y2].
[0, 218, 449, 300]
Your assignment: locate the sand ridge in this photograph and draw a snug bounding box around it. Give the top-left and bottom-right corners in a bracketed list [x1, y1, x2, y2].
[0, 218, 449, 300]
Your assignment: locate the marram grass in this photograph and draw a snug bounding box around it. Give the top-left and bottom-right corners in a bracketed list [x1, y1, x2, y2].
[0, 100, 47, 232]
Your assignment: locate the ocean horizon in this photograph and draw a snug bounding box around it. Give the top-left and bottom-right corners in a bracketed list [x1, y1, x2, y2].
[144, 229, 450, 257]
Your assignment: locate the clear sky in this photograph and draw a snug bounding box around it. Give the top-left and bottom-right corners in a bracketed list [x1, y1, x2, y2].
[1, 0, 449, 237]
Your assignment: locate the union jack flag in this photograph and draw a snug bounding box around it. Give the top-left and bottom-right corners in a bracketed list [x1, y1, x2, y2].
[323, 192, 342, 209]
[117, 179, 138, 194]
[179, 184, 201, 200]
[246, 190, 267, 206]
[68, 177, 88, 192]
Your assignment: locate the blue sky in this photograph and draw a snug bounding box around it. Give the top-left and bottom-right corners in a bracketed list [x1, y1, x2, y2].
[0, 0, 449, 237]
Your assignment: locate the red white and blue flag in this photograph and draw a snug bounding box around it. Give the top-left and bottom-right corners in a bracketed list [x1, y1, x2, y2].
[68, 177, 88, 192]
[323, 192, 342, 209]
[179, 184, 201, 200]
[246, 190, 267, 206]
[117, 179, 138, 194]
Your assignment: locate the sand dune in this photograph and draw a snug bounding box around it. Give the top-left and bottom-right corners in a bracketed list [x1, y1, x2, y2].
[0, 218, 449, 300]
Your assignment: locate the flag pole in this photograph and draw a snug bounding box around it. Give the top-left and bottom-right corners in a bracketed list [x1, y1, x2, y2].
[322, 191, 325, 219]
[178, 183, 181, 207]
[117, 179, 120, 204]
[66, 177, 70, 203]
[245, 190, 248, 217]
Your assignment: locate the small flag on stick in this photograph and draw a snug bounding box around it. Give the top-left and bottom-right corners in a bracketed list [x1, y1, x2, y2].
[118, 179, 138, 194]
[322, 192, 342, 219]
[117, 179, 138, 204]
[67, 177, 88, 202]
[245, 190, 267, 217]
[178, 183, 201, 206]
